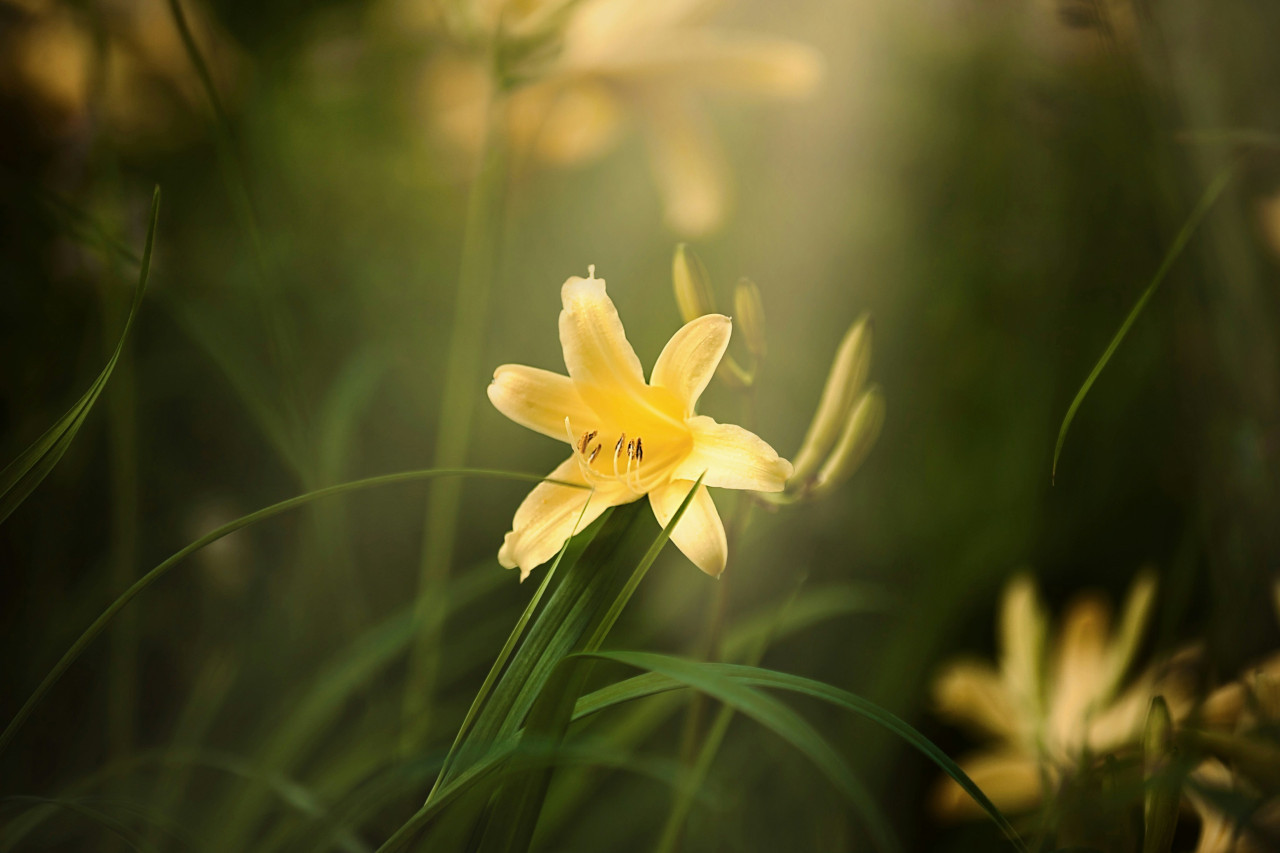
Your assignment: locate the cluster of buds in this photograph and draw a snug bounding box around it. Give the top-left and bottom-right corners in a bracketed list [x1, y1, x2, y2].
[672, 244, 764, 389]
[671, 244, 884, 501]
[785, 314, 884, 500]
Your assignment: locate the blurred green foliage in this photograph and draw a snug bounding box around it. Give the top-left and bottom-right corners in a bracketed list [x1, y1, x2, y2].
[3, 0, 1280, 850]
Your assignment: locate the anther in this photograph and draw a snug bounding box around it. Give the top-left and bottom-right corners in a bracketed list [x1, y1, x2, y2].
[578, 430, 597, 455]
[614, 432, 627, 458]
[627, 439, 635, 460]
[635, 437, 644, 463]
[587, 443, 601, 464]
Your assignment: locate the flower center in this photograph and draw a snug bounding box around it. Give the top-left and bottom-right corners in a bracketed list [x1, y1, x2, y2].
[563, 417, 674, 496]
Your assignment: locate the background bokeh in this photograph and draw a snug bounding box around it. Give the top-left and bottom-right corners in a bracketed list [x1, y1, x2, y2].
[3, 0, 1280, 849]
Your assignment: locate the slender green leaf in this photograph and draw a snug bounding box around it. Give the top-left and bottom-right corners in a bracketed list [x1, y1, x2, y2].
[376, 740, 698, 853]
[431, 501, 648, 795]
[426, 496, 602, 801]
[480, 476, 808, 853]
[571, 654, 1028, 851]
[547, 652, 900, 853]
[538, 581, 890, 842]
[0, 186, 159, 525]
[0, 467, 583, 758]
[1052, 164, 1235, 480]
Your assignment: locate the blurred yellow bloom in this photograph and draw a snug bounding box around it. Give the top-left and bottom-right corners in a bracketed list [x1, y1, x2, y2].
[0, 0, 244, 145]
[931, 570, 1195, 818]
[487, 267, 792, 579]
[423, 0, 822, 235]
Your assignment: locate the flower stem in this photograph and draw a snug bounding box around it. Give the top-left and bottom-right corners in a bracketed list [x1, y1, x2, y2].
[665, 389, 760, 849]
[401, 92, 510, 753]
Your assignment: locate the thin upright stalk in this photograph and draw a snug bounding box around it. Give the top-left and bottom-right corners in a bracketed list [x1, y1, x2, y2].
[402, 89, 510, 752]
[666, 388, 759, 849]
[101, 280, 139, 764]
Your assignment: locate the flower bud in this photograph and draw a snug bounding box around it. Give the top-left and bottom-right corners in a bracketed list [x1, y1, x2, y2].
[1142, 696, 1178, 853]
[790, 314, 872, 485]
[811, 386, 884, 495]
[734, 278, 767, 359]
[672, 243, 716, 323]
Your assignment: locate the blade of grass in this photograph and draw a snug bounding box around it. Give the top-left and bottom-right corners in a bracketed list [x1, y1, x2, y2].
[429, 502, 649, 797]
[571, 654, 1028, 851]
[425, 495, 602, 802]
[502, 638, 899, 853]
[536, 580, 890, 843]
[217, 564, 505, 850]
[0, 467, 584, 758]
[377, 739, 700, 853]
[655, 577, 810, 853]
[0, 749, 365, 853]
[403, 86, 511, 753]
[0, 186, 159, 526]
[168, 0, 308, 467]
[479, 476, 754, 853]
[1052, 163, 1236, 480]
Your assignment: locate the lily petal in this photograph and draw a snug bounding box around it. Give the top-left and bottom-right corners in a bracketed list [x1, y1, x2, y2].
[932, 751, 1045, 819]
[559, 273, 648, 395]
[488, 364, 597, 441]
[673, 415, 792, 491]
[650, 313, 731, 414]
[640, 93, 728, 237]
[933, 660, 1020, 741]
[594, 35, 823, 97]
[999, 574, 1047, 721]
[516, 80, 626, 165]
[497, 457, 620, 579]
[649, 479, 727, 577]
[1047, 593, 1111, 753]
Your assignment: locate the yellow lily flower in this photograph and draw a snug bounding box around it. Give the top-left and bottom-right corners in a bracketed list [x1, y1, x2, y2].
[931, 571, 1197, 818]
[417, 0, 821, 235]
[487, 267, 793, 580]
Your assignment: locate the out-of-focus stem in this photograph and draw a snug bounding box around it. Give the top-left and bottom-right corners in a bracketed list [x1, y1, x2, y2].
[667, 388, 758, 846]
[401, 93, 509, 752]
[102, 284, 139, 764]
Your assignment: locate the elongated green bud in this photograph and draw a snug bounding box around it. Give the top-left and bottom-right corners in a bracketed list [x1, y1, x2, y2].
[672, 244, 716, 323]
[811, 387, 884, 495]
[790, 314, 872, 485]
[734, 278, 767, 359]
[1142, 696, 1178, 853]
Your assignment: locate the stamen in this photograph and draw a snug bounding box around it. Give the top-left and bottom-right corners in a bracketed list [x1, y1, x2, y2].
[612, 432, 626, 477]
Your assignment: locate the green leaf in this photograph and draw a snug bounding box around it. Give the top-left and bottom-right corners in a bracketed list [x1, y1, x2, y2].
[429, 500, 652, 797]
[0, 186, 159, 525]
[0, 467, 583, 759]
[1052, 164, 1236, 481]
[571, 654, 1028, 852]
[477, 476, 709, 853]
[425, 498, 608, 801]
[561, 652, 901, 852]
[374, 739, 700, 852]
[537, 580, 890, 843]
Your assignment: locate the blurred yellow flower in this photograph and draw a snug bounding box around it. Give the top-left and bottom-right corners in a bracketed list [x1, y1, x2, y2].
[931, 570, 1195, 818]
[0, 0, 244, 146]
[487, 267, 792, 579]
[421, 0, 822, 235]
[1188, 759, 1280, 853]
